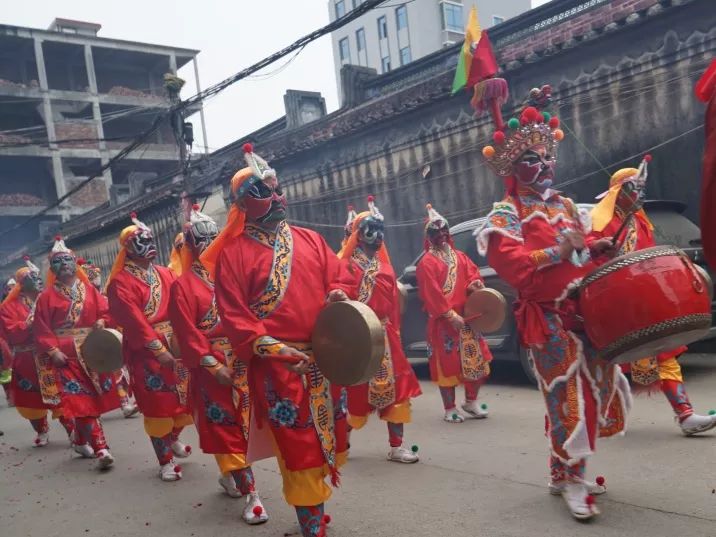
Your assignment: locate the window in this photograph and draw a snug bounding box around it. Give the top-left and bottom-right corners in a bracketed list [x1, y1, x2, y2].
[442, 2, 464, 32]
[335, 0, 346, 18]
[399, 46, 411, 66]
[492, 15, 505, 26]
[396, 5, 408, 30]
[356, 28, 366, 51]
[377, 15, 388, 39]
[381, 56, 391, 73]
[339, 37, 351, 64]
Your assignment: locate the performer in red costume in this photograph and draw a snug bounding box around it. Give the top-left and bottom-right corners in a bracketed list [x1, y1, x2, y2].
[1, 257, 75, 446]
[80, 258, 139, 419]
[0, 278, 16, 402]
[169, 204, 268, 524]
[696, 59, 716, 270]
[416, 203, 492, 423]
[106, 214, 193, 482]
[475, 84, 631, 520]
[34, 237, 118, 469]
[330, 196, 422, 463]
[590, 157, 716, 435]
[205, 144, 347, 537]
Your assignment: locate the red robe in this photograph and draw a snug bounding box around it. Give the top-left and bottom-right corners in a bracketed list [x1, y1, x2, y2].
[169, 262, 250, 454]
[589, 210, 687, 366]
[214, 223, 348, 473]
[416, 246, 493, 382]
[1, 294, 52, 410]
[107, 262, 188, 418]
[34, 280, 120, 418]
[332, 247, 421, 416]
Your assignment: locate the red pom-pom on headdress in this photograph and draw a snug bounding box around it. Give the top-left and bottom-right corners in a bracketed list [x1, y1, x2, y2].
[367, 195, 375, 202]
[23, 255, 30, 261]
[192, 203, 200, 211]
[643, 154, 652, 162]
[77, 258, 86, 265]
[347, 204, 354, 210]
[130, 212, 137, 219]
[548, 117, 560, 129]
[242, 143, 254, 154]
[523, 106, 539, 121]
[54, 235, 62, 241]
[493, 131, 506, 144]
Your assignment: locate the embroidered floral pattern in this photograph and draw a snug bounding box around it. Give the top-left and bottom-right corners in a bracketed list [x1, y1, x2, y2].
[124, 261, 161, 320]
[429, 246, 458, 295]
[247, 221, 293, 319]
[54, 279, 85, 328]
[269, 398, 299, 427]
[353, 247, 380, 304]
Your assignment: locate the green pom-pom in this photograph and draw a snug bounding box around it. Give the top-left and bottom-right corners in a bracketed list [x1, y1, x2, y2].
[452, 413, 458, 420]
[480, 403, 488, 410]
[709, 409, 716, 416]
[542, 112, 551, 122]
[507, 118, 520, 129]
[410, 444, 419, 453]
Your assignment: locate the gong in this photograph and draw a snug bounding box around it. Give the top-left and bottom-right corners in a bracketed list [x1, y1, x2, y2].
[312, 300, 385, 386]
[464, 288, 507, 334]
[81, 328, 124, 373]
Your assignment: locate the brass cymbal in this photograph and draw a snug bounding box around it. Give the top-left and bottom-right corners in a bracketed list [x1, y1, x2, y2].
[81, 328, 123, 373]
[464, 288, 507, 334]
[312, 300, 385, 386]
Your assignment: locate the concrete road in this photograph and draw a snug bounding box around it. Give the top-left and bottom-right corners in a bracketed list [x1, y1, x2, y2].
[1, 355, 716, 537]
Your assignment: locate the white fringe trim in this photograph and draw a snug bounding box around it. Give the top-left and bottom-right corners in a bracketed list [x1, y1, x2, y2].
[475, 226, 524, 257]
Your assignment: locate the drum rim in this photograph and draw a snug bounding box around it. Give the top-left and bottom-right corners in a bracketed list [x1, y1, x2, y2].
[600, 313, 711, 361]
[466, 288, 507, 334]
[581, 245, 684, 288]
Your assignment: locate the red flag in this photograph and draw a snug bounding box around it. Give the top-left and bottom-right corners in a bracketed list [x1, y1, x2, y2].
[466, 30, 498, 88]
[697, 60, 716, 270]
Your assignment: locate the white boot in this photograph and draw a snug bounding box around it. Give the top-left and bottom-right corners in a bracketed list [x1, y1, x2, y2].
[679, 413, 716, 436]
[171, 440, 192, 458]
[121, 402, 139, 418]
[462, 400, 488, 419]
[549, 478, 606, 496]
[219, 474, 242, 498]
[33, 432, 49, 447]
[242, 492, 269, 525]
[443, 409, 465, 423]
[159, 459, 182, 481]
[96, 448, 115, 469]
[387, 446, 419, 464]
[562, 482, 599, 520]
[73, 443, 95, 458]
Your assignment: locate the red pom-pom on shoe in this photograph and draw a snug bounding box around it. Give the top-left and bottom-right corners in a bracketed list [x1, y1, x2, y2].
[493, 131, 506, 144]
[548, 117, 560, 129]
[595, 476, 605, 486]
[585, 495, 596, 506]
[252, 505, 263, 516]
[323, 515, 332, 525]
[643, 154, 652, 162]
[174, 465, 182, 473]
[242, 143, 254, 154]
[35, 438, 41, 445]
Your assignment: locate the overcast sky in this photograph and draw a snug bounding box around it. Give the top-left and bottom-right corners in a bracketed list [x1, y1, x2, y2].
[3, 0, 551, 152]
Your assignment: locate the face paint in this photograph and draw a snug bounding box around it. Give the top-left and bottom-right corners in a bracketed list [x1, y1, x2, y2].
[514, 147, 555, 192]
[616, 179, 645, 212]
[187, 220, 219, 256]
[127, 229, 157, 260]
[50, 253, 76, 278]
[242, 175, 287, 225]
[358, 217, 385, 253]
[21, 271, 44, 293]
[427, 223, 450, 247]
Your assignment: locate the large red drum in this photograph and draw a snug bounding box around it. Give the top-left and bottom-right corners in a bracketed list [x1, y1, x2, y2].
[579, 245, 712, 364]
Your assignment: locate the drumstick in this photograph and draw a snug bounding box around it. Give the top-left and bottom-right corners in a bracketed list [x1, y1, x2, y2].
[264, 354, 304, 364]
[464, 313, 483, 322]
[610, 212, 635, 246]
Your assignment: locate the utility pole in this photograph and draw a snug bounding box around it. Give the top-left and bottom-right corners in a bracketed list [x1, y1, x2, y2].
[164, 73, 193, 222]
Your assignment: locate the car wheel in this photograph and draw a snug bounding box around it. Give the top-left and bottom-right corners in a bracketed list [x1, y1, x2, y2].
[519, 347, 538, 388]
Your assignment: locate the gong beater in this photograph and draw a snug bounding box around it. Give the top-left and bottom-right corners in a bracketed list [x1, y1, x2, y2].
[80, 328, 124, 373]
[464, 288, 507, 334]
[311, 300, 385, 386]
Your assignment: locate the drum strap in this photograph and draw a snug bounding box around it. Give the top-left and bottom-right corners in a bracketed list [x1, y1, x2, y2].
[210, 336, 250, 442]
[54, 327, 103, 396]
[152, 321, 189, 407]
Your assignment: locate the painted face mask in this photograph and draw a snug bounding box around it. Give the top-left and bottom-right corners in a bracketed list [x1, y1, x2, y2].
[358, 217, 385, 252]
[50, 253, 77, 278]
[513, 148, 556, 193]
[128, 229, 157, 260]
[616, 179, 645, 212]
[243, 176, 287, 224]
[187, 220, 219, 256]
[21, 271, 44, 293]
[427, 223, 450, 247]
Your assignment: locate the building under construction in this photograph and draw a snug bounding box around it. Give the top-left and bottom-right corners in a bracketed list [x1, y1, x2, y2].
[0, 18, 205, 259]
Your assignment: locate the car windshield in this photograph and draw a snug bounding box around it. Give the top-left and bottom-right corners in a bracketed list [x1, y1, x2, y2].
[649, 210, 701, 248]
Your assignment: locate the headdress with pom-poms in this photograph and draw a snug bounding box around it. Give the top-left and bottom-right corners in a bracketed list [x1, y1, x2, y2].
[478, 80, 564, 177]
[243, 142, 276, 182]
[130, 211, 151, 233]
[366, 195, 384, 222]
[424, 203, 448, 232]
[343, 205, 358, 240]
[49, 234, 72, 258]
[23, 254, 40, 275]
[188, 203, 216, 229]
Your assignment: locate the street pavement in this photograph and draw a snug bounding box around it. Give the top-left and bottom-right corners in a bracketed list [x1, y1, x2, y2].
[1, 355, 716, 537]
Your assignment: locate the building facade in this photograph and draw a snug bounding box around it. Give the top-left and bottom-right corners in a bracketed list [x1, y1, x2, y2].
[329, 0, 531, 99]
[0, 18, 205, 258]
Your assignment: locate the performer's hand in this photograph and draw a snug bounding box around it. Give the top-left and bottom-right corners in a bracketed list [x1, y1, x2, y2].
[590, 238, 617, 258]
[279, 347, 311, 375]
[467, 280, 484, 294]
[156, 351, 177, 368]
[214, 365, 234, 386]
[558, 238, 576, 260]
[564, 231, 586, 251]
[93, 319, 106, 330]
[51, 351, 68, 367]
[327, 289, 349, 303]
[448, 312, 465, 331]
